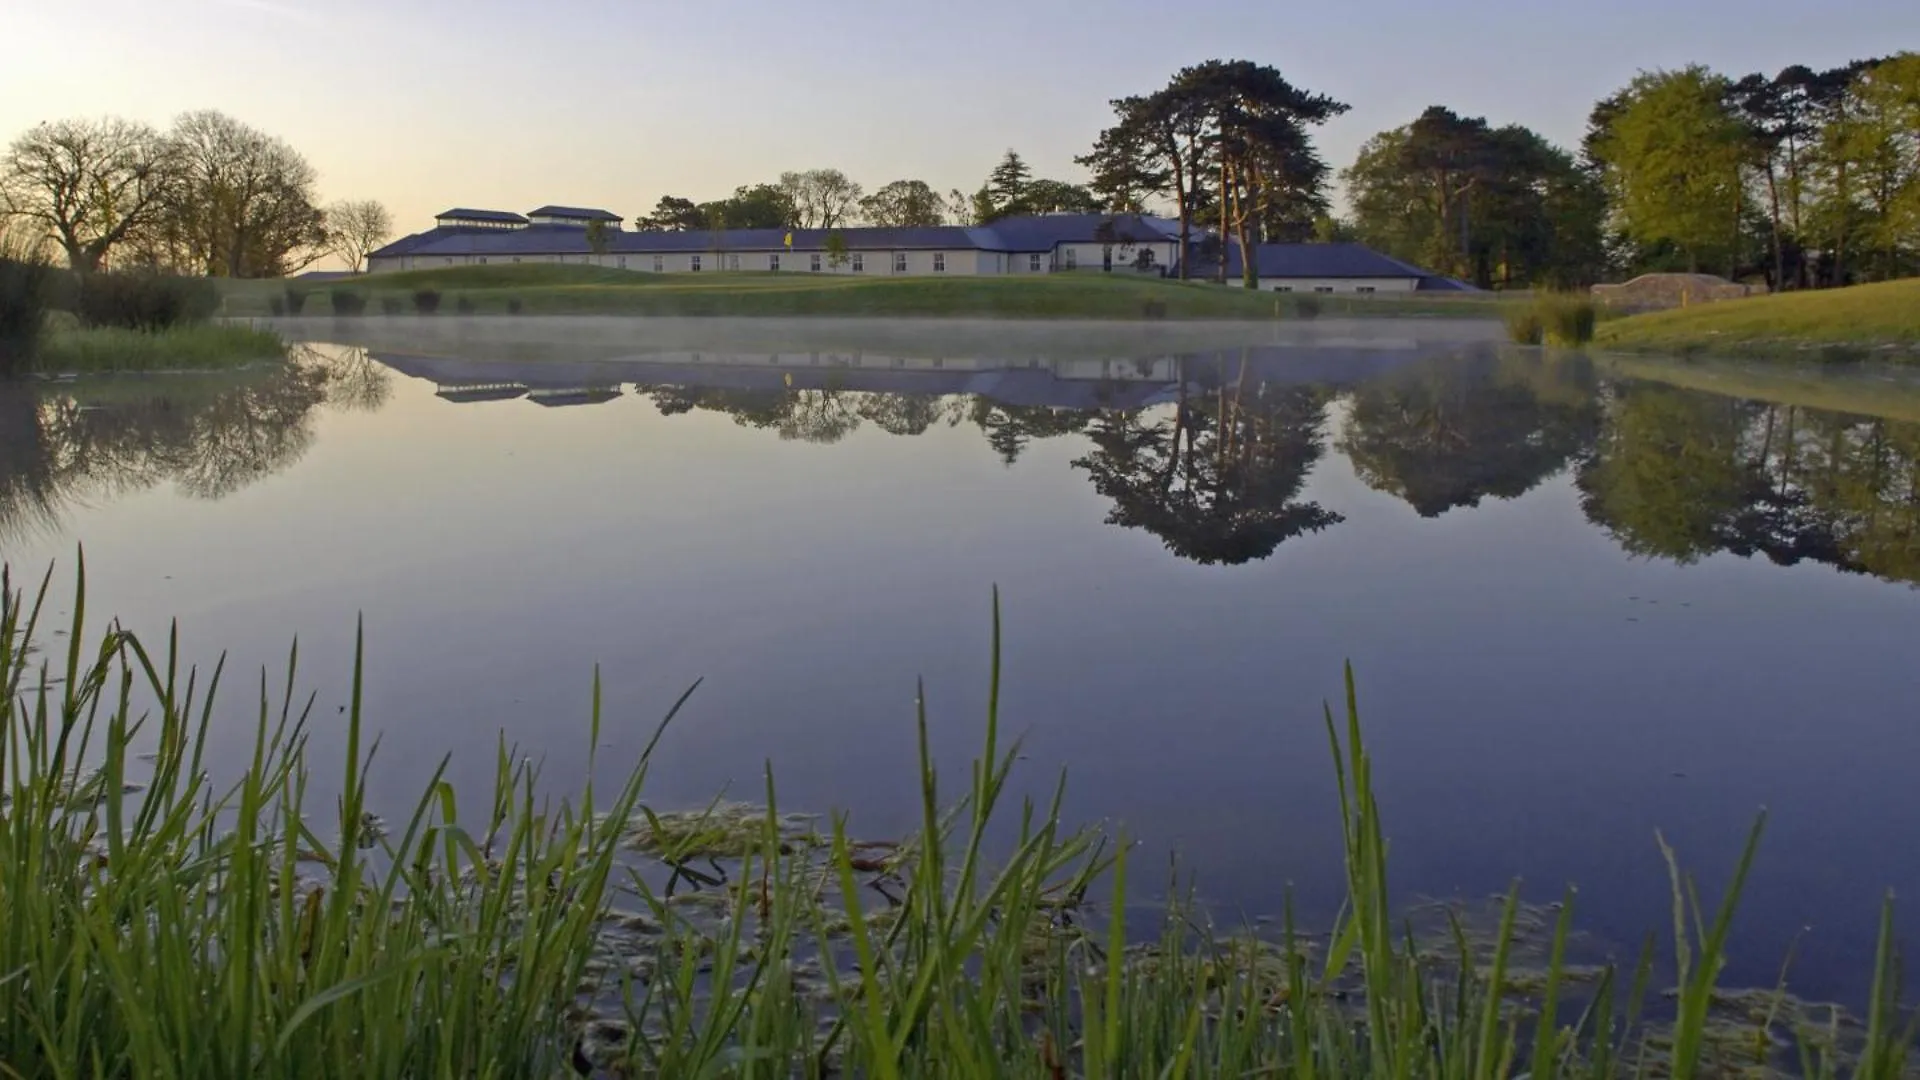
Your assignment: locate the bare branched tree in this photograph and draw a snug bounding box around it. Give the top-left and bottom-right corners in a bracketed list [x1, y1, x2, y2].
[1, 117, 180, 272]
[166, 110, 329, 278]
[777, 168, 864, 229]
[326, 199, 393, 272]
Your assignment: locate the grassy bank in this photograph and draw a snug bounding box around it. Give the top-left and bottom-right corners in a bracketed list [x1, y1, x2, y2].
[2, 567, 1911, 1077]
[226, 265, 1498, 321]
[1595, 278, 1920, 360]
[33, 321, 285, 373]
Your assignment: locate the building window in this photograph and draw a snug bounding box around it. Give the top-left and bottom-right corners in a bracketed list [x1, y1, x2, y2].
[478, 257, 488, 264]
[728, 254, 740, 271]
[1029, 253, 1042, 272]
[617, 256, 627, 269]
[770, 254, 780, 271]
[653, 255, 664, 272]
[810, 253, 822, 272]
[512, 256, 521, 263]
[933, 253, 946, 272]
[1356, 285, 1376, 294]
[1063, 248, 1077, 269]
[691, 255, 702, 272]
[852, 253, 864, 272]
[1314, 286, 1334, 294]
[446, 258, 455, 265]
[894, 252, 907, 273]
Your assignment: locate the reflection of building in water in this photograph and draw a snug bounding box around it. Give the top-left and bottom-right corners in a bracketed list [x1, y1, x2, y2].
[435, 382, 528, 404]
[370, 344, 1434, 413]
[528, 386, 624, 407]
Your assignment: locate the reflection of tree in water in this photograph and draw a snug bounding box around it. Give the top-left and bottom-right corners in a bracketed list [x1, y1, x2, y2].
[0, 387, 60, 544]
[970, 400, 1094, 465]
[1072, 380, 1342, 566]
[0, 362, 335, 542]
[641, 386, 1097, 458]
[1339, 351, 1602, 517]
[641, 386, 869, 444]
[1577, 384, 1920, 584]
[296, 345, 393, 414]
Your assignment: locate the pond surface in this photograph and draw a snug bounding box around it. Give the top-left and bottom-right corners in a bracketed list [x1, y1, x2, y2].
[4, 317, 1918, 1001]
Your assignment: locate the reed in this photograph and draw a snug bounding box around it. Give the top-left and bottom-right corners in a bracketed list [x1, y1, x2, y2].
[1507, 292, 1600, 347]
[1, 564, 1911, 1078]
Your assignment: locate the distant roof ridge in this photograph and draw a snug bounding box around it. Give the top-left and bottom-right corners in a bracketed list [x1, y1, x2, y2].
[527, 205, 623, 221]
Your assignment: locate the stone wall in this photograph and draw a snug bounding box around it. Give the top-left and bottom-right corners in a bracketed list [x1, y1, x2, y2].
[1590, 273, 1767, 312]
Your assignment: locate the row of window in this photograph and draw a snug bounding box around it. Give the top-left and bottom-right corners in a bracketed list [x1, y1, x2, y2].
[1272, 285, 1378, 294]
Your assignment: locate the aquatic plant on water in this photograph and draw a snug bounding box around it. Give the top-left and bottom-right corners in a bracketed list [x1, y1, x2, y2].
[1, 561, 1912, 1077]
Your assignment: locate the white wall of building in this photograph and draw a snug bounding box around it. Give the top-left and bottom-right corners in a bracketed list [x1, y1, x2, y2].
[1053, 239, 1179, 274]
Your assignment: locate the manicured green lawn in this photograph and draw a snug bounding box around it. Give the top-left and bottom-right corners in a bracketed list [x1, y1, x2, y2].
[229, 265, 1496, 320]
[1595, 277, 1920, 359]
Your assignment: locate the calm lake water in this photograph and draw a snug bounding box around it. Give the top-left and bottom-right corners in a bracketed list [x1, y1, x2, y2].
[5, 317, 1917, 1000]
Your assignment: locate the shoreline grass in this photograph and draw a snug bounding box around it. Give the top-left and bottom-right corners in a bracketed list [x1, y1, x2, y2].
[2, 562, 1912, 1077]
[224, 266, 1501, 321]
[33, 322, 286, 374]
[1595, 278, 1920, 361]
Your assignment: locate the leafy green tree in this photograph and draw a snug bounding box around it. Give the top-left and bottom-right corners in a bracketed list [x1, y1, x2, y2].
[858, 180, 946, 227]
[1085, 90, 1212, 277]
[1012, 179, 1101, 215]
[986, 150, 1032, 208]
[1588, 66, 1752, 275]
[637, 196, 704, 231]
[1172, 60, 1348, 285]
[696, 184, 794, 231]
[1076, 118, 1173, 213]
[584, 218, 609, 256]
[1345, 113, 1604, 287]
[824, 229, 849, 269]
[1816, 53, 1920, 281]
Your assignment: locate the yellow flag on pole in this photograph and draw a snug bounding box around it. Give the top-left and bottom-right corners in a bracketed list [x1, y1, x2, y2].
[783, 232, 794, 249]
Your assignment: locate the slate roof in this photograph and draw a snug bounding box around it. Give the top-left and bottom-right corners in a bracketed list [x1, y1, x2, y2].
[436, 208, 529, 224]
[985, 213, 1182, 252]
[1225, 242, 1430, 280]
[526, 205, 623, 221]
[608, 226, 995, 254]
[369, 212, 1233, 262]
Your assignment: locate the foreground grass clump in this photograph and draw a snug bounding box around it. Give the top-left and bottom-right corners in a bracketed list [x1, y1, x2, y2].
[1596, 278, 1920, 359]
[35, 322, 285, 373]
[1507, 292, 1600, 346]
[2, 565, 1913, 1078]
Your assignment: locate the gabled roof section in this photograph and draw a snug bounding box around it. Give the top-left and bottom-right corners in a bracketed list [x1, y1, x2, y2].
[609, 225, 988, 253]
[1227, 242, 1431, 279]
[435, 208, 528, 224]
[527, 205, 622, 222]
[984, 213, 1181, 252]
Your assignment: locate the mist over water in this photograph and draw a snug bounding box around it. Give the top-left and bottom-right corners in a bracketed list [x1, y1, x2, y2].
[8, 318, 1919, 1004]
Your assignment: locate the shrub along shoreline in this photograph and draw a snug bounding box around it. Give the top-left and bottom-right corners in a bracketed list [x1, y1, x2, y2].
[1, 249, 287, 376]
[2, 565, 1911, 1077]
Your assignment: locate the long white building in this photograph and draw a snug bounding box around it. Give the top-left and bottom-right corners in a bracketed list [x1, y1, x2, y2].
[366, 205, 1470, 293]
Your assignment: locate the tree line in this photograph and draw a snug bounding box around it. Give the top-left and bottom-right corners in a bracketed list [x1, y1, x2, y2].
[7, 51, 1914, 287]
[1, 111, 391, 276]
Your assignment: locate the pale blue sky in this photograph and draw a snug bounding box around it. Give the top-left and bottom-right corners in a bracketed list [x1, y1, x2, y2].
[4, 0, 1914, 234]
